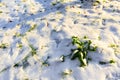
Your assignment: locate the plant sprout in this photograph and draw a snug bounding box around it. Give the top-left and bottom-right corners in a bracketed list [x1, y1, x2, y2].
[98, 36, 101, 40]
[42, 56, 50, 67]
[0, 66, 10, 73]
[93, 0, 101, 6]
[109, 59, 116, 64]
[0, 11, 3, 13]
[14, 33, 26, 37]
[71, 36, 97, 67]
[0, 43, 8, 49]
[13, 52, 31, 68]
[51, 2, 57, 6]
[109, 44, 119, 53]
[17, 43, 23, 48]
[62, 69, 72, 77]
[13, 44, 37, 68]
[99, 59, 116, 65]
[29, 44, 37, 56]
[28, 24, 37, 32]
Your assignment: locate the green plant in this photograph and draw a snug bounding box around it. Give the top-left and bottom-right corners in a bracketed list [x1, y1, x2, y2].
[42, 56, 50, 66]
[0, 43, 8, 49]
[18, 43, 23, 48]
[0, 51, 30, 73]
[71, 36, 97, 67]
[62, 69, 72, 77]
[109, 59, 115, 64]
[14, 55, 29, 68]
[109, 44, 119, 48]
[109, 44, 119, 53]
[92, 0, 101, 6]
[14, 44, 37, 67]
[0, 66, 10, 73]
[0, 11, 3, 13]
[28, 24, 37, 32]
[51, 2, 57, 6]
[14, 33, 26, 37]
[99, 59, 116, 65]
[83, 36, 88, 39]
[29, 44, 37, 56]
[98, 36, 101, 40]
[0, 44, 38, 73]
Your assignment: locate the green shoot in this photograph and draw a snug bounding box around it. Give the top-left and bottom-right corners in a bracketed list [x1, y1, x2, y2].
[0, 43, 8, 49]
[92, 0, 101, 6]
[98, 36, 101, 40]
[109, 59, 115, 64]
[0, 66, 10, 73]
[0, 11, 3, 13]
[62, 69, 72, 77]
[109, 44, 119, 53]
[99, 59, 116, 65]
[42, 56, 50, 67]
[14, 55, 30, 68]
[13, 63, 20, 67]
[83, 36, 88, 39]
[51, 2, 57, 6]
[18, 43, 23, 48]
[71, 36, 97, 67]
[29, 44, 37, 56]
[14, 33, 26, 37]
[28, 24, 37, 32]
[42, 61, 49, 67]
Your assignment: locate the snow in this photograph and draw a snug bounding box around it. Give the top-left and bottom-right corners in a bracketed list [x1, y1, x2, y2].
[0, 0, 120, 80]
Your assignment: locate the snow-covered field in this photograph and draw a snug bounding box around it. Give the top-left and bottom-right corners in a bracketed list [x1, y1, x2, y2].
[0, 0, 120, 80]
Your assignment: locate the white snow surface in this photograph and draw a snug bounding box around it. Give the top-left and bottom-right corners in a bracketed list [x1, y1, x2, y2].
[0, 0, 120, 80]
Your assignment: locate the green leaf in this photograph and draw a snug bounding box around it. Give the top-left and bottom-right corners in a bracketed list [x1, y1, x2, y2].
[51, 2, 57, 6]
[71, 50, 79, 60]
[109, 60, 115, 64]
[83, 36, 88, 39]
[0, 43, 8, 49]
[71, 36, 97, 67]
[13, 63, 20, 67]
[0, 11, 3, 13]
[72, 36, 80, 45]
[28, 24, 37, 32]
[29, 44, 37, 56]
